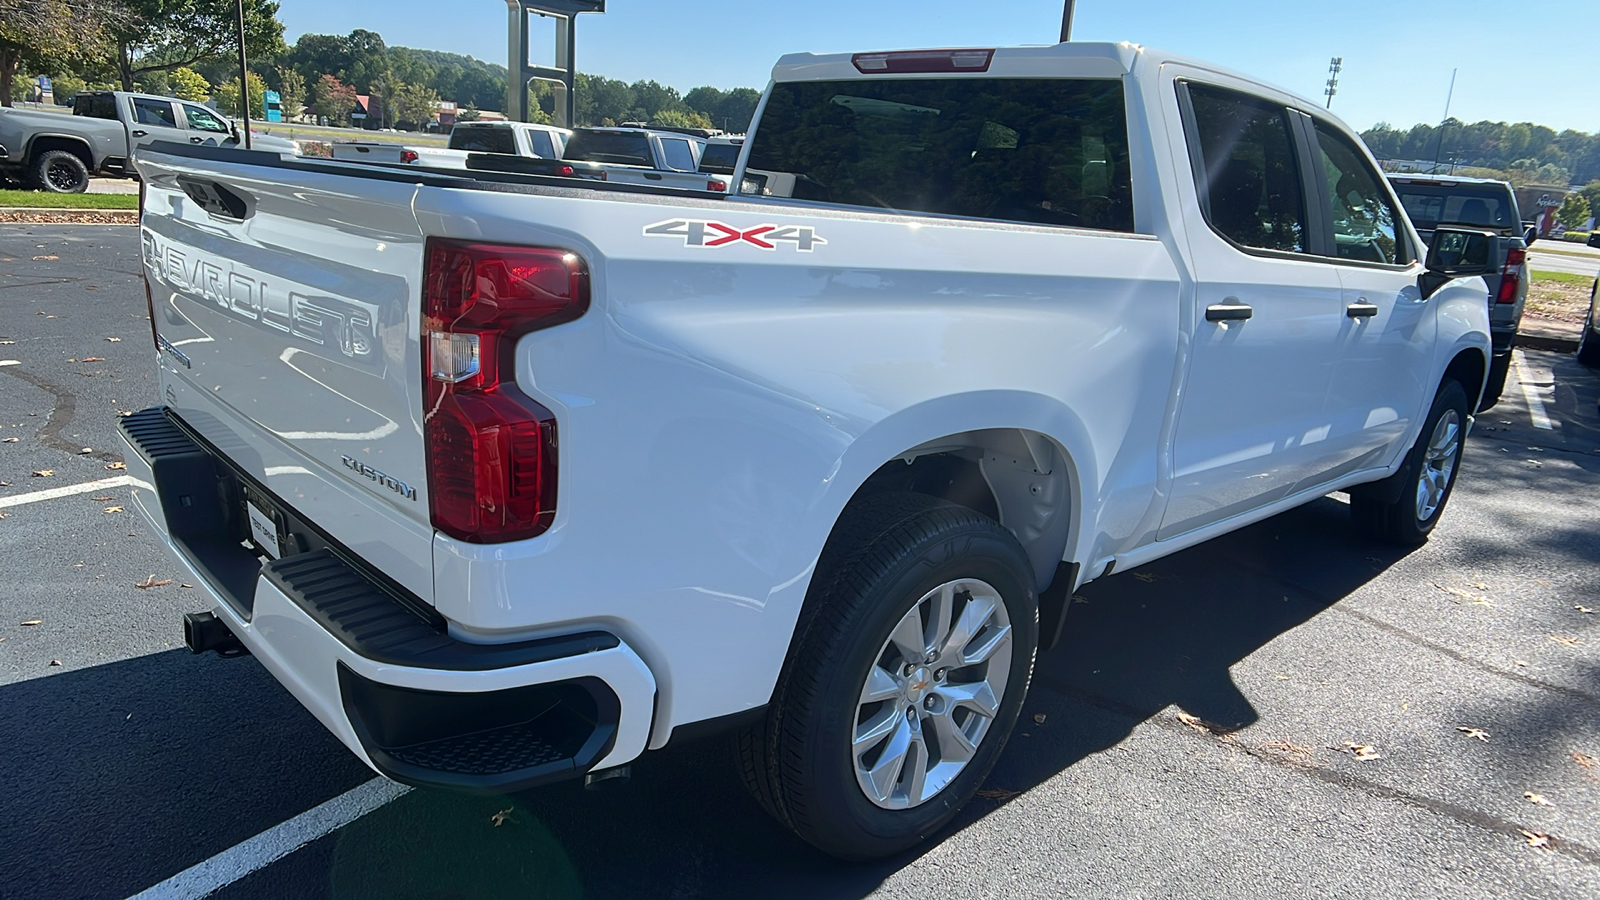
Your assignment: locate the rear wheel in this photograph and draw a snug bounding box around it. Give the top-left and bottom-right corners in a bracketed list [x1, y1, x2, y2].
[32, 150, 89, 193]
[738, 493, 1038, 860]
[1578, 284, 1600, 368]
[1350, 379, 1470, 545]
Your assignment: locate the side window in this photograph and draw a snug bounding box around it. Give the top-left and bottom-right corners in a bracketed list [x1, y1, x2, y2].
[660, 138, 697, 172]
[133, 98, 178, 128]
[526, 130, 554, 159]
[1312, 122, 1406, 265]
[1183, 83, 1307, 253]
[182, 105, 230, 134]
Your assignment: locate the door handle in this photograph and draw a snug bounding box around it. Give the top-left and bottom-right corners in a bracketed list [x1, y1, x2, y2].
[131, 129, 148, 137]
[1346, 302, 1380, 318]
[189, 136, 204, 143]
[1205, 303, 1254, 322]
[644, 173, 663, 180]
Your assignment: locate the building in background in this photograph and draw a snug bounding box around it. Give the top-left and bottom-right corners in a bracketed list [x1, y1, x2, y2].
[264, 90, 283, 122]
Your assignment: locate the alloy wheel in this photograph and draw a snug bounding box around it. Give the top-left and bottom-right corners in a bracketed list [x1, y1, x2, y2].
[1415, 408, 1461, 522]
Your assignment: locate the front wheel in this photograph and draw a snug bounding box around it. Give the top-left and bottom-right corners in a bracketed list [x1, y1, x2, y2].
[1350, 379, 1470, 545]
[738, 493, 1038, 860]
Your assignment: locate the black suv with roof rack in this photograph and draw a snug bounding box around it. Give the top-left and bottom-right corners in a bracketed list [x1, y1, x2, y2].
[1389, 174, 1535, 410]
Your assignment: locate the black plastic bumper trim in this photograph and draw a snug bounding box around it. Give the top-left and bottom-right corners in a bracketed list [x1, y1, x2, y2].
[339, 663, 620, 794]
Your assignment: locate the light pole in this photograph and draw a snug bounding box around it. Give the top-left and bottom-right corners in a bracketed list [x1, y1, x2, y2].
[1060, 1, 1075, 42]
[1324, 57, 1341, 109]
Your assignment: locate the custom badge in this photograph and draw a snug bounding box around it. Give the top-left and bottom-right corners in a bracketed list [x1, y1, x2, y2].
[643, 219, 825, 252]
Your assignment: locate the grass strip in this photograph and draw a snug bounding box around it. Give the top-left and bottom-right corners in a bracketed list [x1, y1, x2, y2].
[0, 189, 138, 209]
[1530, 270, 1595, 286]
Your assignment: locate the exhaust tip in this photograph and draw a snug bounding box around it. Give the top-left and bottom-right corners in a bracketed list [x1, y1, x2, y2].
[183, 611, 248, 657]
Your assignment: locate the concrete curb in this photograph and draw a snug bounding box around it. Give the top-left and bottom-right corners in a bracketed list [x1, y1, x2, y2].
[1519, 333, 1579, 354]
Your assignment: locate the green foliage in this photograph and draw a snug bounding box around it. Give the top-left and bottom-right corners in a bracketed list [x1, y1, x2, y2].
[456, 102, 480, 122]
[0, 188, 138, 209]
[1362, 119, 1600, 186]
[1579, 181, 1600, 222]
[274, 67, 304, 119]
[135, 70, 170, 96]
[170, 66, 209, 102]
[110, 0, 285, 92]
[0, 0, 128, 106]
[651, 108, 714, 130]
[215, 70, 267, 121]
[50, 72, 84, 102]
[392, 81, 439, 129]
[310, 73, 354, 125]
[1556, 194, 1591, 230]
[1559, 231, 1592, 243]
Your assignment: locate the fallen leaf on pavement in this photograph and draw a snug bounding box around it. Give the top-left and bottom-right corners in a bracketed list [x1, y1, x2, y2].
[1457, 726, 1490, 742]
[78, 447, 92, 454]
[48, 659, 61, 667]
[1033, 713, 1047, 724]
[1176, 711, 1212, 734]
[1259, 739, 1314, 761]
[490, 808, 515, 827]
[105, 337, 121, 342]
[1, 437, 17, 443]
[976, 788, 1021, 800]
[180, 583, 193, 589]
[1521, 830, 1552, 851]
[1513, 659, 1529, 667]
[0, 512, 9, 519]
[80, 357, 105, 362]
[1133, 571, 1159, 583]
[1576, 606, 1594, 615]
[135, 575, 172, 589]
[91, 496, 112, 501]
[1549, 635, 1580, 647]
[1437, 584, 1491, 605]
[1574, 752, 1599, 780]
[32, 255, 58, 260]
[1337, 742, 1382, 761]
[0, 340, 13, 345]
[31, 469, 52, 477]
[20, 619, 41, 626]
[105, 462, 125, 470]
[104, 505, 123, 513]
[1524, 792, 1554, 808]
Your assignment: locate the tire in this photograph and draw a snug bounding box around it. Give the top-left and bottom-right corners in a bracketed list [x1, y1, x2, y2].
[1477, 349, 1511, 412]
[1578, 284, 1600, 368]
[1350, 379, 1470, 545]
[33, 150, 89, 194]
[738, 493, 1038, 860]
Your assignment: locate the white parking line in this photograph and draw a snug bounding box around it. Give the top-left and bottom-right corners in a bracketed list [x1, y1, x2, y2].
[126, 778, 411, 900]
[1513, 350, 1554, 431]
[0, 475, 134, 509]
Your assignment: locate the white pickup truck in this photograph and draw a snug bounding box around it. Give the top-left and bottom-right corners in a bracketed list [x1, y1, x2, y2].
[329, 121, 571, 169]
[562, 125, 730, 191]
[123, 42, 1494, 859]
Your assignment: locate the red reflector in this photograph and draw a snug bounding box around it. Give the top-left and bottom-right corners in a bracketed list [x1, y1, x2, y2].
[422, 240, 589, 543]
[852, 49, 994, 74]
[707, 179, 728, 192]
[400, 149, 419, 164]
[558, 164, 575, 176]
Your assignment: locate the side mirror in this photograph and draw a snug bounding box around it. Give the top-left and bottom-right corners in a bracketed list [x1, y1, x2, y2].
[1420, 226, 1497, 300]
[1524, 226, 1538, 246]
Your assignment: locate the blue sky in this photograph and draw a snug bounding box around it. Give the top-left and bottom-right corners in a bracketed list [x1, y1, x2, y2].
[280, 0, 1598, 134]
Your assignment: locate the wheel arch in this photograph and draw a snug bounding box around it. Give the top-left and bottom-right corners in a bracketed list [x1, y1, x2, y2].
[27, 135, 96, 172]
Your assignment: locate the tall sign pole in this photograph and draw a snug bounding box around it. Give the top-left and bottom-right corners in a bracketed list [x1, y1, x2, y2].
[235, 0, 251, 148]
[1060, 0, 1075, 41]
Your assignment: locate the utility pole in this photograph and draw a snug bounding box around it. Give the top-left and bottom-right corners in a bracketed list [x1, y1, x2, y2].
[1324, 57, 1341, 109]
[1060, 0, 1075, 42]
[235, 0, 251, 148]
[1430, 68, 1457, 174]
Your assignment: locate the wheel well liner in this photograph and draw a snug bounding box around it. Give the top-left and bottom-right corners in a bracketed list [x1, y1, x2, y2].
[1443, 347, 1488, 408]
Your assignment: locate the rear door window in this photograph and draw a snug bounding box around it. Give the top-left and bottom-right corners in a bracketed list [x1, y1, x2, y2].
[1181, 83, 1308, 254]
[525, 130, 556, 158]
[181, 104, 230, 134]
[744, 78, 1135, 232]
[563, 131, 653, 167]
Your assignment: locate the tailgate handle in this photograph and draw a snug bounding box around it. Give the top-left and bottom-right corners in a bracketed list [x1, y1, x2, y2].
[176, 176, 253, 220]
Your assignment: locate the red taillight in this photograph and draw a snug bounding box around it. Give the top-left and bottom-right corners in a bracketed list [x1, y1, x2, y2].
[1497, 247, 1525, 304]
[400, 149, 419, 164]
[851, 49, 994, 74]
[557, 164, 575, 176]
[707, 179, 728, 193]
[422, 240, 589, 543]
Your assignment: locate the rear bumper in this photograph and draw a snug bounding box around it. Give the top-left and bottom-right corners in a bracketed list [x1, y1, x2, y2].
[118, 407, 657, 791]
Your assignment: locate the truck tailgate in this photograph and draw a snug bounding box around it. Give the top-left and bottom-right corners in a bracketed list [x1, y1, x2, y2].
[137, 146, 436, 603]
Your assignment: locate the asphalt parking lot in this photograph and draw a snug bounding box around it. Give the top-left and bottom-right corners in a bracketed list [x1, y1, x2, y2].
[2, 223, 1598, 900]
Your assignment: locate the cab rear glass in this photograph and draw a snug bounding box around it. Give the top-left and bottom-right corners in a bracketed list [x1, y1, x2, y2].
[744, 78, 1134, 232]
[449, 126, 516, 154]
[564, 131, 652, 167]
[1393, 182, 1519, 232]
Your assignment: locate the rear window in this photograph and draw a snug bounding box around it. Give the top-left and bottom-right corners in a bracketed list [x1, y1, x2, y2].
[75, 94, 118, 120]
[449, 126, 516, 154]
[564, 131, 652, 167]
[1393, 182, 1519, 232]
[700, 142, 741, 174]
[743, 78, 1134, 232]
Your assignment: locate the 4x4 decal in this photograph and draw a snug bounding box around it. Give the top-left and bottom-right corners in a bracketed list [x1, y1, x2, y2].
[644, 219, 826, 252]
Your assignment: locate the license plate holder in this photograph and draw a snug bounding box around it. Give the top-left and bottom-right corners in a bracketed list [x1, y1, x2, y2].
[246, 498, 282, 560]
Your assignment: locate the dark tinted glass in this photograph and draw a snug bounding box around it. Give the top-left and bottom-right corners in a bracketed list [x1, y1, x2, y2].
[133, 98, 177, 127]
[1313, 121, 1404, 264]
[75, 94, 118, 120]
[564, 131, 652, 167]
[699, 142, 740, 174]
[660, 138, 697, 171]
[1394, 183, 1518, 232]
[449, 126, 516, 154]
[745, 78, 1134, 232]
[1185, 84, 1306, 253]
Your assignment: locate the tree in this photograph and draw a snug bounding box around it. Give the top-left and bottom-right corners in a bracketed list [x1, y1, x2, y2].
[275, 67, 304, 119]
[111, 0, 284, 92]
[214, 70, 266, 120]
[1556, 194, 1591, 231]
[456, 102, 480, 122]
[651, 108, 714, 130]
[170, 66, 210, 101]
[310, 73, 354, 125]
[1577, 181, 1600, 224]
[0, 0, 128, 107]
[393, 80, 438, 129]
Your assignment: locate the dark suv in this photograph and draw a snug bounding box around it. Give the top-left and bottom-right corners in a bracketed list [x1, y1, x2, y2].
[1389, 174, 1533, 410]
